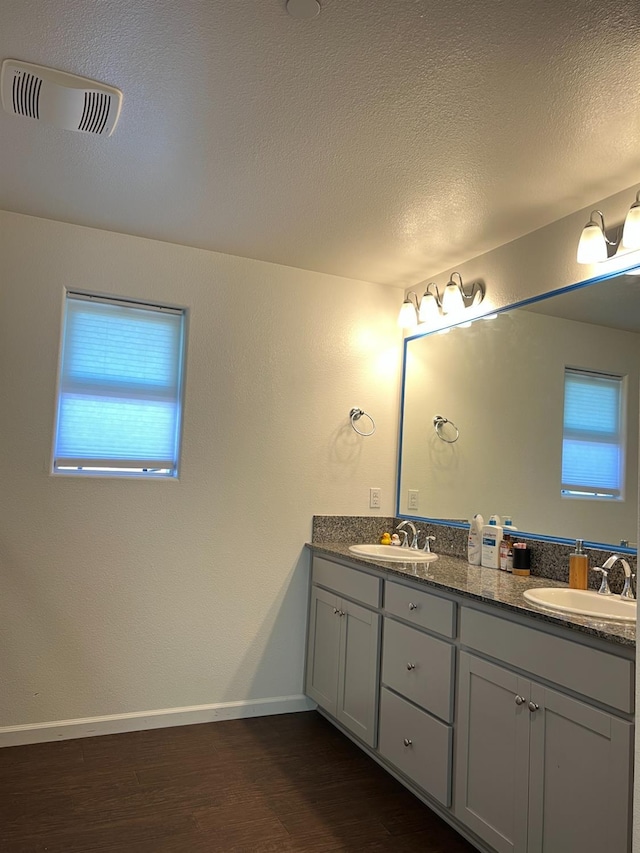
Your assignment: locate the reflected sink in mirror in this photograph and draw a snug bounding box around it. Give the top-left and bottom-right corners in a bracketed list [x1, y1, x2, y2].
[348, 544, 438, 562]
[523, 588, 637, 622]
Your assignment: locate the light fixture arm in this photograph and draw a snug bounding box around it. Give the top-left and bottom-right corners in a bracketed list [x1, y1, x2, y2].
[448, 272, 485, 308]
[588, 210, 618, 247]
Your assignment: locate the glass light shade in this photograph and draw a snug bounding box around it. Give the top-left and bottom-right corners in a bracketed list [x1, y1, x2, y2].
[418, 293, 439, 323]
[441, 282, 464, 314]
[622, 203, 640, 250]
[577, 222, 608, 263]
[397, 299, 418, 329]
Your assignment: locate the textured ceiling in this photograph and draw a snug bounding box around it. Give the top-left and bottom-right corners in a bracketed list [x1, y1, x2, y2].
[1, 0, 639, 286]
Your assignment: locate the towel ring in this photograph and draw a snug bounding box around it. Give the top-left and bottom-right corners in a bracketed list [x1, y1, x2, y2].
[433, 414, 459, 443]
[350, 407, 376, 436]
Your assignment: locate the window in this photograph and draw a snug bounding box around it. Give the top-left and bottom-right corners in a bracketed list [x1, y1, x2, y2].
[53, 292, 186, 477]
[561, 368, 625, 499]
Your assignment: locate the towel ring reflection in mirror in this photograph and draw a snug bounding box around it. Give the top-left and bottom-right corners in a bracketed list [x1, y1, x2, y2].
[350, 407, 376, 436]
[433, 414, 459, 443]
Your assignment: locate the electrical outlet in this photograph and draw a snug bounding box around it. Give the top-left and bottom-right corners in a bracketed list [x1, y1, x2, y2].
[369, 487, 381, 509]
[408, 489, 419, 511]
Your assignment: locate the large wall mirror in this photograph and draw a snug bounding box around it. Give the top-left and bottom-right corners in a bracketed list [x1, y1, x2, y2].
[397, 269, 640, 552]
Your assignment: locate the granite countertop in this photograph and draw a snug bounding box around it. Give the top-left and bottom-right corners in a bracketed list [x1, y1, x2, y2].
[307, 542, 636, 648]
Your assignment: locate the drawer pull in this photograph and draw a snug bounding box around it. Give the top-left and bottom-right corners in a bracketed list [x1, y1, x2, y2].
[403, 737, 413, 747]
[408, 602, 418, 611]
[515, 695, 526, 706]
[528, 701, 539, 713]
[406, 662, 416, 671]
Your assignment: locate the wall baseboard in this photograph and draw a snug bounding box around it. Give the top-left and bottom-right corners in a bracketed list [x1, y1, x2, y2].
[0, 694, 316, 748]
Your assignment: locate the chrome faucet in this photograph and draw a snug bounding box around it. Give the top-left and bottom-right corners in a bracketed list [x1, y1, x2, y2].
[593, 554, 635, 600]
[422, 535, 436, 553]
[396, 520, 418, 549]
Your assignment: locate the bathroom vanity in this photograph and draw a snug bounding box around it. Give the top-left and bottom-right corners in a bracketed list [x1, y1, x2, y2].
[305, 544, 635, 853]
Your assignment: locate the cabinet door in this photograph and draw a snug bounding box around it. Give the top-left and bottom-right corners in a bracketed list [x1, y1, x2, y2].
[336, 598, 381, 748]
[455, 652, 530, 853]
[306, 586, 340, 716]
[527, 684, 633, 853]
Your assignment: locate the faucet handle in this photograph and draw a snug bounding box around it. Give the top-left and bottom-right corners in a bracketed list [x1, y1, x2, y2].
[620, 571, 636, 601]
[422, 535, 436, 553]
[592, 567, 612, 596]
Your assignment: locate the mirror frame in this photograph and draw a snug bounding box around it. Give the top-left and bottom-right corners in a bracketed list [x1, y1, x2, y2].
[396, 262, 640, 556]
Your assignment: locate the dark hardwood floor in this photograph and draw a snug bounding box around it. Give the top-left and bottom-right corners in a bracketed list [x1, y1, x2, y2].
[0, 711, 476, 852]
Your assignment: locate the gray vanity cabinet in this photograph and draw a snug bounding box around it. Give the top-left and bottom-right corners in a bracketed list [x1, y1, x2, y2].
[306, 553, 635, 853]
[456, 651, 633, 853]
[306, 560, 382, 748]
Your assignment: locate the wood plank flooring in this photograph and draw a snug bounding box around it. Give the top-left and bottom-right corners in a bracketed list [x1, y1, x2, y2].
[0, 711, 477, 852]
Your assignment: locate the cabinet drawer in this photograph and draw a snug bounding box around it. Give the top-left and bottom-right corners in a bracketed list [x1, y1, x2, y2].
[312, 556, 381, 608]
[378, 687, 452, 807]
[460, 607, 634, 714]
[382, 618, 454, 722]
[385, 581, 455, 638]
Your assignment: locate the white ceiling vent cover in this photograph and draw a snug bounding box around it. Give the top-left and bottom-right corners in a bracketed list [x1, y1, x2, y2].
[1, 60, 122, 136]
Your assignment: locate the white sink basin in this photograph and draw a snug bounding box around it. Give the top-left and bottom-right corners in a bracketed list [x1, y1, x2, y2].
[523, 588, 637, 622]
[348, 544, 438, 562]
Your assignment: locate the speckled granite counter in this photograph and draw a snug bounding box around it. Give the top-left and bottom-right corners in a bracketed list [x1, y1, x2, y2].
[307, 542, 636, 648]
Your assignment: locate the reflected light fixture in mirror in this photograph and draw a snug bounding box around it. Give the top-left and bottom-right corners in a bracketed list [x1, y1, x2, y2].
[577, 188, 640, 263]
[397, 273, 485, 329]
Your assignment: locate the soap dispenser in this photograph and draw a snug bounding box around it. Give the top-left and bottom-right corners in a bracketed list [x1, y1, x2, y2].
[569, 540, 588, 590]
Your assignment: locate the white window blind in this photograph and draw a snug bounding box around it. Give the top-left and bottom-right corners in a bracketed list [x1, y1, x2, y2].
[53, 293, 186, 477]
[561, 368, 624, 499]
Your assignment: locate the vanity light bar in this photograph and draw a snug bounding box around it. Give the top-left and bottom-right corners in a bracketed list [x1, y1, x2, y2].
[397, 273, 485, 329]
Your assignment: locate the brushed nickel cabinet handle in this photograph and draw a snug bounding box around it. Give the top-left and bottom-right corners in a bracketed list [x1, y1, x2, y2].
[406, 662, 416, 671]
[408, 602, 418, 611]
[403, 738, 412, 747]
[528, 701, 539, 712]
[515, 695, 526, 706]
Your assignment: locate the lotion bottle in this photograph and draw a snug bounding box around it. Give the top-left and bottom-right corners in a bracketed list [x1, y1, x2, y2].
[481, 515, 503, 569]
[569, 539, 588, 589]
[467, 514, 484, 565]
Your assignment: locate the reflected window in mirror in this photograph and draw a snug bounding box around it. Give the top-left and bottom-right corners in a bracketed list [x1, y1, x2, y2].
[561, 368, 625, 501]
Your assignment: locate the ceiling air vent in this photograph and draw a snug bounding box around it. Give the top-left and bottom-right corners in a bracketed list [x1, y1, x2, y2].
[1, 60, 123, 136]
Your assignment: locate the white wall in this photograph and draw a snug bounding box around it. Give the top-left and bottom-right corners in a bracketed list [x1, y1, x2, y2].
[0, 210, 403, 729]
